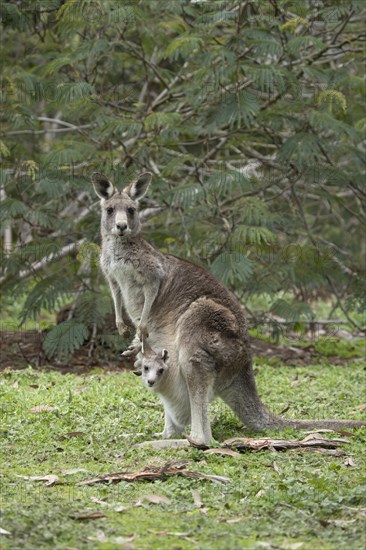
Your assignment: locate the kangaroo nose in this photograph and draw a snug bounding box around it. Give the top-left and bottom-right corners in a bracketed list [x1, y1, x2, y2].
[116, 223, 127, 232]
[148, 380, 154, 387]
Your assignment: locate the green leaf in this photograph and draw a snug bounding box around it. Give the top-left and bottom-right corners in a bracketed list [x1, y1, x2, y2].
[21, 275, 71, 323]
[208, 90, 260, 130]
[211, 252, 253, 286]
[144, 112, 182, 131]
[43, 321, 89, 360]
[164, 34, 203, 60]
[231, 225, 276, 248]
[270, 299, 314, 322]
[55, 82, 95, 103]
[169, 183, 204, 208]
[310, 110, 359, 139]
[0, 198, 28, 221]
[277, 132, 322, 168]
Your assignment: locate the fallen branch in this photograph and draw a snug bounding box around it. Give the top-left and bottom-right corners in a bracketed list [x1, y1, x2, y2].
[222, 434, 350, 452]
[77, 460, 231, 486]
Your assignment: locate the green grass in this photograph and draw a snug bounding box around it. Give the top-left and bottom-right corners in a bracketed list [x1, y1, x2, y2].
[1, 360, 365, 550]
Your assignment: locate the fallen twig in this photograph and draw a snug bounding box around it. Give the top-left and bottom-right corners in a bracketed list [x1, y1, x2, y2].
[221, 433, 350, 452]
[77, 460, 230, 486]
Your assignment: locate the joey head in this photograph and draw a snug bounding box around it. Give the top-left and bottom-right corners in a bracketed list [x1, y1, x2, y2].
[141, 348, 169, 391]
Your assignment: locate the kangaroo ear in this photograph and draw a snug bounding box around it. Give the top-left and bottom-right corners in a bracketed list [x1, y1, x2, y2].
[123, 172, 152, 201]
[92, 173, 116, 200]
[162, 349, 169, 363]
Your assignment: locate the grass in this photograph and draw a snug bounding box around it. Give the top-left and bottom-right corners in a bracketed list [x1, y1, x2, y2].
[1, 356, 365, 550]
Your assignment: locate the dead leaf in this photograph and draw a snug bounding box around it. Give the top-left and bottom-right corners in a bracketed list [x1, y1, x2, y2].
[74, 386, 88, 394]
[256, 489, 265, 498]
[20, 475, 59, 486]
[272, 461, 280, 475]
[77, 461, 231, 486]
[113, 535, 136, 546]
[192, 489, 202, 508]
[320, 518, 356, 528]
[90, 497, 109, 506]
[59, 431, 85, 441]
[114, 505, 127, 513]
[354, 404, 366, 410]
[12, 381, 19, 388]
[29, 405, 57, 413]
[136, 494, 171, 506]
[344, 456, 356, 467]
[147, 530, 197, 543]
[70, 511, 106, 521]
[203, 448, 241, 458]
[225, 518, 242, 524]
[284, 543, 304, 550]
[0, 527, 11, 535]
[61, 468, 88, 475]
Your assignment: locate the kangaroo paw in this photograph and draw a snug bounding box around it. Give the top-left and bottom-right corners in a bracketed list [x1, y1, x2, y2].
[116, 321, 130, 337]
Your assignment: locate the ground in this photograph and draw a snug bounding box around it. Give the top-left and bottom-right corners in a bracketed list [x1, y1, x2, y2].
[1, 335, 365, 550]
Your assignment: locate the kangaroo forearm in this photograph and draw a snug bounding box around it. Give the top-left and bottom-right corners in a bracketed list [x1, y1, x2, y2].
[107, 278, 123, 321]
[140, 279, 161, 328]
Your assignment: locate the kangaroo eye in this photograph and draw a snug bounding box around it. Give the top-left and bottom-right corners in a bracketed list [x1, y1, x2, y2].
[127, 207, 135, 216]
[106, 207, 114, 216]
[158, 368, 164, 375]
[144, 366, 148, 372]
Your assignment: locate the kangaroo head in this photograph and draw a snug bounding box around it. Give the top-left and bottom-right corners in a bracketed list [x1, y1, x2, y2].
[141, 348, 169, 390]
[92, 172, 152, 237]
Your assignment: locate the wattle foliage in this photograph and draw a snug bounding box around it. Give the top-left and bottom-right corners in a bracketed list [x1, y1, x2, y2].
[1, 0, 364, 357]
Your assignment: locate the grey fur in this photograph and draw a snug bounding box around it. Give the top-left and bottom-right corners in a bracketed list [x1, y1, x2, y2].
[93, 172, 366, 445]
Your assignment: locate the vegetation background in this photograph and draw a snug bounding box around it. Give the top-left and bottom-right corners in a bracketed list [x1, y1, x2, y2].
[1, 3, 365, 550]
[1, 0, 365, 359]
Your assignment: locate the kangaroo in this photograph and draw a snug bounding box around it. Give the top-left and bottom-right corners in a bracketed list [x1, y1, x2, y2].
[92, 172, 366, 445]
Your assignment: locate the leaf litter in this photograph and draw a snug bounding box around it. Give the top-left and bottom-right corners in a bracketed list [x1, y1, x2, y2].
[77, 460, 230, 486]
[17, 474, 59, 486]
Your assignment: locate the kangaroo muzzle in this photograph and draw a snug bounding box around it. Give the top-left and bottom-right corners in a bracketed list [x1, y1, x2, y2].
[113, 213, 129, 235]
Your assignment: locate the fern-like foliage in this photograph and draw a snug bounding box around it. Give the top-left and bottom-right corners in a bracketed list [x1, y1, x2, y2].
[1, 0, 365, 349]
[43, 321, 89, 360]
[211, 252, 253, 286]
[270, 299, 314, 322]
[20, 275, 71, 325]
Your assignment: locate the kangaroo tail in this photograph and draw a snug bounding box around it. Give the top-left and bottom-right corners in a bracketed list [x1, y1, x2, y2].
[221, 370, 366, 432]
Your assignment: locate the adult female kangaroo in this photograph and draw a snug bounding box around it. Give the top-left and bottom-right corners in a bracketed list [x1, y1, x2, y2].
[92, 171, 365, 445]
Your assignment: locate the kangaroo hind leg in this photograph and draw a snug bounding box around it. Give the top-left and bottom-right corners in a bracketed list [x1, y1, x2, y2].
[183, 348, 216, 446]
